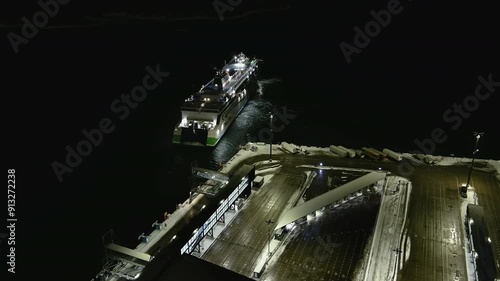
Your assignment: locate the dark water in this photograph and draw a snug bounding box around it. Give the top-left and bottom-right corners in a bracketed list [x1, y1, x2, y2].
[3, 7, 499, 281]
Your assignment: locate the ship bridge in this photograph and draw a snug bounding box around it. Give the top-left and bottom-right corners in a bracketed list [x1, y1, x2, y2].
[180, 54, 258, 113]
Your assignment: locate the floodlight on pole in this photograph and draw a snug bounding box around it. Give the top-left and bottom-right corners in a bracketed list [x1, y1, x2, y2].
[465, 132, 484, 189]
[265, 219, 274, 255]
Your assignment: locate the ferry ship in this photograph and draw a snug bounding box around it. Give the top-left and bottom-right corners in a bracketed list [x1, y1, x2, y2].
[172, 53, 260, 146]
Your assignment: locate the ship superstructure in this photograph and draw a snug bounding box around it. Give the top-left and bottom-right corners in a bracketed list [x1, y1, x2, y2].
[172, 53, 260, 146]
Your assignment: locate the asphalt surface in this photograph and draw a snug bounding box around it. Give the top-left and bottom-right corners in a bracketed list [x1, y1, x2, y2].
[262, 194, 379, 281]
[204, 154, 381, 280]
[202, 172, 304, 276]
[280, 154, 500, 280]
[199, 151, 500, 280]
[469, 167, 500, 274]
[395, 164, 499, 281]
[398, 166, 467, 281]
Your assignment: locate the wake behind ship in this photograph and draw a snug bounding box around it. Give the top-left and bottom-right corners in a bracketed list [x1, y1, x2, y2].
[172, 53, 260, 147]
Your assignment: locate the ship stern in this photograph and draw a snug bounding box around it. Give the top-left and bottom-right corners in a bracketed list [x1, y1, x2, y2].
[172, 126, 221, 147]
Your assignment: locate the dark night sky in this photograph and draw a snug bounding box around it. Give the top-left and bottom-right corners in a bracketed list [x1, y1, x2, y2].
[2, 1, 499, 281]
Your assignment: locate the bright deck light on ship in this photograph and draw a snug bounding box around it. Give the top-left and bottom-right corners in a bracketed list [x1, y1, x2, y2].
[488, 237, 492, 243]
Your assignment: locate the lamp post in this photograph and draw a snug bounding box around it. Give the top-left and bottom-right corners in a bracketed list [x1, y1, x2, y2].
[265, 219, 274, 256]
[465, 132, 483, 189]
[269, 113, 273, 163]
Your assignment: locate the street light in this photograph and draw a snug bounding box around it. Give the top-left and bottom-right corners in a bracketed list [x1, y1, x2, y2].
[465, 132, 484, 189]
[265, 219, 274, 255]
[269, 113, 273, 163]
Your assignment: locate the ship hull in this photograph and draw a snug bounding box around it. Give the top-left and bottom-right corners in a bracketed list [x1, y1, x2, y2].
[172, 82, 254, 147]
[172, 53, 260, 147]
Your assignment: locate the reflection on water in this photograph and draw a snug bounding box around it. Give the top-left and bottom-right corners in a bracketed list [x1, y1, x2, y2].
[257, 77, 282, 96]
[210, 79, 279, 167]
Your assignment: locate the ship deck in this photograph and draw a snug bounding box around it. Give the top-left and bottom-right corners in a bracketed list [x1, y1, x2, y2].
[181, 57, 257, 113]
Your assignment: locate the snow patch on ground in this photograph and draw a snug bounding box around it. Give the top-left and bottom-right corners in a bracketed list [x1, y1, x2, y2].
[215, 145, 499, 280]
[358, 176, 411, 281]
[460, 188, 480, 281]
[425, 154, 500, 182]
[261, 223, 302, 277]
[397, 152, 500, 184]
[295, 171, 315, 206]
[296, 164, 377, 173]
[219, 143, 285, 173]
[404, 233, 411, 264]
